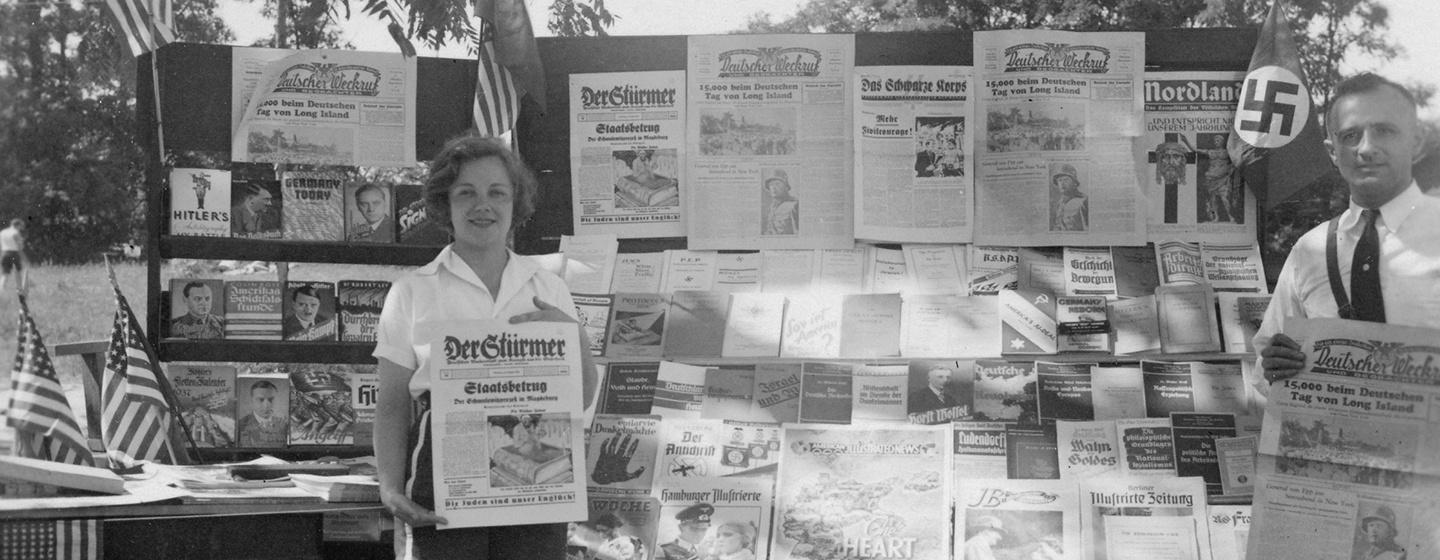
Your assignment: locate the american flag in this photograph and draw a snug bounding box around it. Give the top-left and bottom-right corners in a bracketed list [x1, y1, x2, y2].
[6, 295, 94, 467]
[473, 37, 520, 137]
[100, 285, 177, 464]
[0, 519, 101, 560]
[102, 0, 175, 57]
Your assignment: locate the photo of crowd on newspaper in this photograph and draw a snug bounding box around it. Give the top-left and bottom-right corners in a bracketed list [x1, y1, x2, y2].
[914, 116, 966, 178]
[961, 510, 1065, 560]
[984, 103, 1086, 153]
[1274, 414, 1418, 489]
[246, 125, 354, 164]
[698, 107, 797, 156]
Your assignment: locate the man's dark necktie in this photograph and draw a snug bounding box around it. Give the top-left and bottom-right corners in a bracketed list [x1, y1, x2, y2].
[1350, 208, 1385, 322]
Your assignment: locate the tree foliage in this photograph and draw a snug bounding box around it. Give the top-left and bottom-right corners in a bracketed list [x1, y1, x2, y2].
[0, 0, 232, 263]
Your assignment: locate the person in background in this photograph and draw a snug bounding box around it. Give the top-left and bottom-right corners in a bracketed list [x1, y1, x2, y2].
[372, 136, 597, 560]
[761, 170, 799, 236]
[236, 380, 287, 447]
[0, 218, 29, 293]
[908, 365, 959, 416]
[659, 503, 714, 560]
[1050, 163, 1088, 231]
[171, 281, 224, 339]
[232, 183, 278, 236]
[1255, 73, 1440, 393]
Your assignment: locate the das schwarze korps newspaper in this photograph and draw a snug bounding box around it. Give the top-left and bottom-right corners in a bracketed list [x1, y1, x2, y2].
[972, 30, 1147, 246]
[569, 71, 687, 239]
[852, 65, 975, 244]
[686, 34, 855, 250]
[426, 320, 586, 528]
[232, 49, 417, 167]
[1249, 319, 1440, 560]
[773, 424, 952, 560]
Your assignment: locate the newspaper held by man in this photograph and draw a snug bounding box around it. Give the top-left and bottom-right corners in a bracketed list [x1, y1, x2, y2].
[972, 30, 1147, 246]
[425, 319, 587, 529]
[1249, 318, 1440, 560]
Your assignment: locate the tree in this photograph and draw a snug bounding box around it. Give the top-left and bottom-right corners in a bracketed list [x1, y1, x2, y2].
[246, 0, 354, 49]
[0, 0, 233, 263]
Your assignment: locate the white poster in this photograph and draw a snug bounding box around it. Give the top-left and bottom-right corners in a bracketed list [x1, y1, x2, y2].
[973, 30, 1147, 246]
[853, 65, 975, 243]
[686, 34, 855, 250]
[569, 71, 687, 239]
[425, 320, 587, 529]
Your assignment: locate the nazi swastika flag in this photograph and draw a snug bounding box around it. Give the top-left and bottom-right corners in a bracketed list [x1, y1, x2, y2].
[1229, 0, 1333, 208]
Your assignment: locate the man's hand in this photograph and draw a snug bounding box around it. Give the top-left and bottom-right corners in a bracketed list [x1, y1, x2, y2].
[1260, 333, 1306, 384]
[510, 297, 577, 325]
[381, 487, 448, 528]
[590, 433, 645, 485]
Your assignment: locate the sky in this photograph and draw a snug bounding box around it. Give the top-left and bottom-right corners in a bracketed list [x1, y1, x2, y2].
[215, 0, 1440, 118]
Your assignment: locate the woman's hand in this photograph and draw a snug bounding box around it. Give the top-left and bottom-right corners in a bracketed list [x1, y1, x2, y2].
[381, 487, 448, 528]
[510, 297, 577, 325]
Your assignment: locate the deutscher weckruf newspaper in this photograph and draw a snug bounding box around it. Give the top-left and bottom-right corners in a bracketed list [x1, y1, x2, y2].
[1081, 476, 1211, 560]
[569, 71, 687, 239]
[972, 30, 1147, 246]
[686, 34, 855, 250]
[1249, 318, 1440, 560]
[232, 49, 417, 167]
[956, 478, 1080, 560]
[425, 320, 586, 529]
[773, 424, 952, 560]
[853, 66, 975, 243]
[1142, 72, 1257, 244]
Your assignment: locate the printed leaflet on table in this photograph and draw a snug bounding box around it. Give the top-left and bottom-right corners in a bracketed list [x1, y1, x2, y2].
[853, 65, 975, 243]
[425, 319, 586, 529]
[569, 71, 686, 238]
[972, 30, 1147, 246]
[1249, 319, 1440, 560]
[232, 49, 416, 167]
[685, 34, 855, 250]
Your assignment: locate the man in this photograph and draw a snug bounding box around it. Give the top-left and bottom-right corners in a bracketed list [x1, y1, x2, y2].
[170, 281, 225, 339]
[762, 170, 799, 236]
[962, 516, 1007, 560]
[1354, 506, 1406, 560]
[236, 380, 288, 447]
[347, 182, 395, 242]
[908, 366, 959, 416]
[232, 183, 278, 237]
[283, 284, 335, 341]
[1050, 164, 1088, 231]
[1255, 73, 1439, 392]
[0, 218, 28, 293]
[659, 502, 713, 560]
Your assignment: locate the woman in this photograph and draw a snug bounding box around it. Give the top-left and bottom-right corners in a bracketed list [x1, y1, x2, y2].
[707, 521, 757, 560]
[373, 136, 597, 560]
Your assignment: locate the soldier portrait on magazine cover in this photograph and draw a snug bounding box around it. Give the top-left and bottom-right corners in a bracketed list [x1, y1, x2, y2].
[1352, 502, 1409, 560]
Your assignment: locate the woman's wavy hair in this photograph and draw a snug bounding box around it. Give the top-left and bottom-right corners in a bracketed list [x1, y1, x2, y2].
[424, 135, 538, 242]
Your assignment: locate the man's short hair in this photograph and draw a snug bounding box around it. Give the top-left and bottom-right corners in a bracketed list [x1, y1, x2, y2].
[291, 284, 320, 302]
[250, 380, 277, 395]
[182, 281, 209, 299]
[1325, 72, 1417, 133]
[354, 182, 387, 201]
